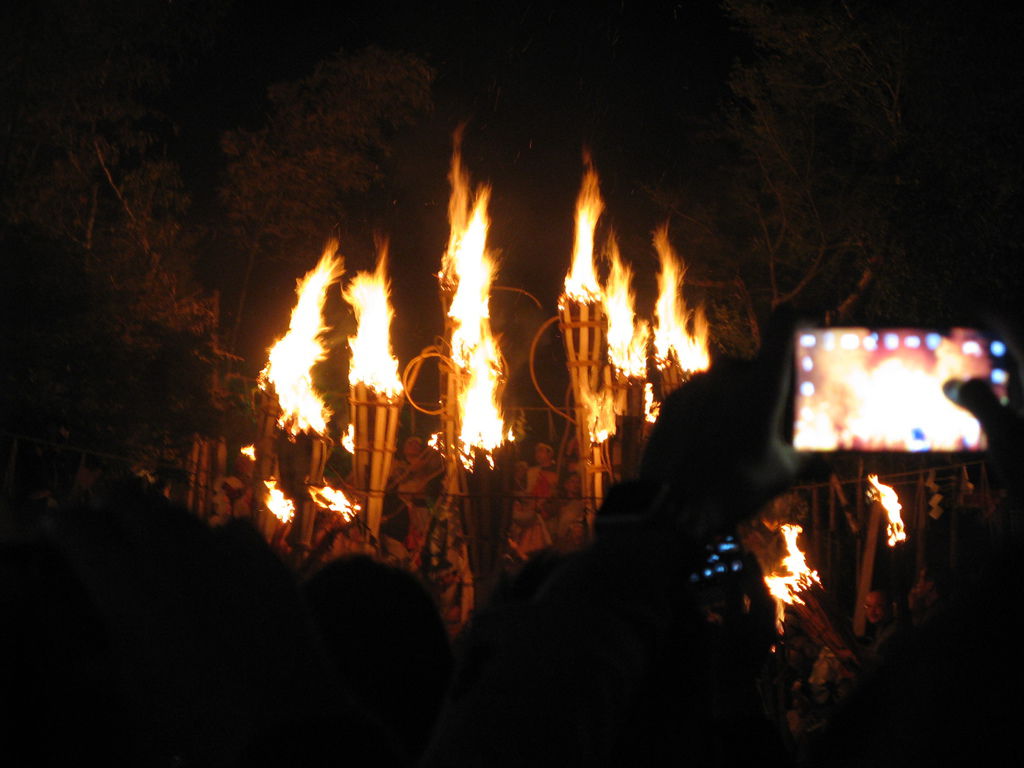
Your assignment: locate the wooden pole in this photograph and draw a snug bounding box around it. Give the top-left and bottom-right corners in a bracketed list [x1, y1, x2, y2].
[853, 501, 883, 636]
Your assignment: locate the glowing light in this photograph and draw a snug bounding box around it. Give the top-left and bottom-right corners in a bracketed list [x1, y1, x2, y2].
[443, 144, 507, 467]
[867, 474, 906, 547]
[309, 483, 360, 522]
[602, 238, 650, 379]
[342, 246, 402, 398]
[259, 244, 344, 436]
[264, 479, 295, 524]
[578, 381, 616, 444]
[341, 424, 355, 454]
[240, 444, 255, 459]
[652, 225, 709, 375]
[644, 382, 661, 424]
[764, 524, 821, 630]
[562, 156, 604, 304]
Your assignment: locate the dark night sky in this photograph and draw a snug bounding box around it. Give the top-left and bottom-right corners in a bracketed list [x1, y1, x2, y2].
[164, 1, 742, 377]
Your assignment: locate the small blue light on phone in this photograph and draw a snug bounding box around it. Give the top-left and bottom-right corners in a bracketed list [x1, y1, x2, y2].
[991, 340, 1007, 357]
[703, 568, 713, 579]
[992, 369, 1009, 385]
[905, 335, 921, 349]
[864, 334, 878, 351]
[800, 381, 815, 397]
[799, 334, 817, 348]
[802, 356, 814, 371]
[962, 340, 982, 357]
[926, 333, 942, 350]
[731, 560, 743, 572]
[909, 428, 928, 452]
[884, 333, 900, 350]
[823, 332, 835, 350]
[715, 563, 727, 575]
[841, 333, 860, 350]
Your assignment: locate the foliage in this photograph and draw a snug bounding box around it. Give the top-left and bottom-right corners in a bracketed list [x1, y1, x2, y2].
[654, 1, 1023, 351]
[0, 0, 224, 461]
[219, 47, 434, 353]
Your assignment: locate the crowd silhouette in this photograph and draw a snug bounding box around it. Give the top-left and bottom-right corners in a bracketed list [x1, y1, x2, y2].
[3, 311, 1023, 766]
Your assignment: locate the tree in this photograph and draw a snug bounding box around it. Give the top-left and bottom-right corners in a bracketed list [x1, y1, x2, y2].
[1, 0, 224, 462]
[653, 1, 1023, 352]
[219, 47, 434, 355]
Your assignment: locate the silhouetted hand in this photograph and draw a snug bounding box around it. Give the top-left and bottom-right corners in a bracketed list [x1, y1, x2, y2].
[640, 309, 804, 540]
[944, 319, 1024, 508]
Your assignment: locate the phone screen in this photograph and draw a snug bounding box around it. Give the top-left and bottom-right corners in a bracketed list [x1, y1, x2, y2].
[792, 327, 1009, 451]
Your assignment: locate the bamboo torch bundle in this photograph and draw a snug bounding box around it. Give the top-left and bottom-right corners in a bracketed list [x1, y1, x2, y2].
[349, 381, 402, 543]
[254, 243, 343, 550]
[765, 524, 862, 675]
[559, 296, 614, 509]
[252, 388, 284, 538]
[560, 157, 616, 512]
[342, 250, 405, 547]
[435, 139, 509, 529]
[287, 432, 333, 549]
[602, 242, 650, 482]
[651, 225, 710, 398]
[611, 374, 646, 480]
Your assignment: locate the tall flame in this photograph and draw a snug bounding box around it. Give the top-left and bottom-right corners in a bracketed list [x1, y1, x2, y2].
[443, 146, 506, 467]
[867, 474, 907, 547]
[342, 246, 402, 398]
[652, 225, 710, 374]
[260, 243, 344, 435]
[764, 524, 821, 629]
[563, 157, 604, 304]
[603, 238, 650, 379]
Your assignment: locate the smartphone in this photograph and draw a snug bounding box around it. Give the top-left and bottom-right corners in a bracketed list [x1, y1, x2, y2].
[792, 327, 1010, 451]
[688, 535, 744, 586]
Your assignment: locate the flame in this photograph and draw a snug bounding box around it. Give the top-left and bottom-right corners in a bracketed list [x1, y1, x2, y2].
[562, 157, 604, 304]
[867, 474, 906, 547]
[603, 238, 650, 379]
[644, 382, 660, 424]
[340, 423, 355, 454]
[442, 145, 506, 468]
[342, 245, 403, 398]
[764, 524, 821, 630]
[652, 225, 709, 374]
[239, 444, 255, 459]
[259, 243, 344, 436]
[264, 479, 295, 524]
[309, 483, 360, 522]
[578, 381, 617, 444]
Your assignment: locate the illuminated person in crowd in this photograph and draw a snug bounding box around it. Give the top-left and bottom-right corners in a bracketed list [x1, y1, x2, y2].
[382, 436, 443, 566]
[525, 442, 558, 520]
[210, 450, 254, 525]
[551, 472, 588, 552]
[859, 589, 899, 663]
[506, 444, 557, 562]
